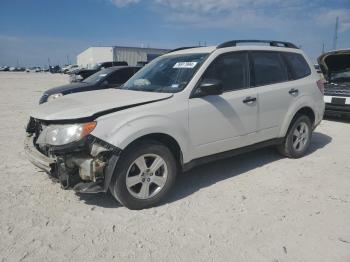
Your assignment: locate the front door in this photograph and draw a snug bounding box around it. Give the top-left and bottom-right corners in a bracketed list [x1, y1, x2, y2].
[189, 52, 258, 159]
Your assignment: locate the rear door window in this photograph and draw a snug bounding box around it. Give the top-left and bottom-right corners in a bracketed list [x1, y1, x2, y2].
[283, 53, 311, 80]
[251, 52, 288, 86]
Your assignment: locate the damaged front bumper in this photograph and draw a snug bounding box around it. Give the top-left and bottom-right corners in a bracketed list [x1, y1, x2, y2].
[24, 133, 121, 194]
[24, 135, 55, 174]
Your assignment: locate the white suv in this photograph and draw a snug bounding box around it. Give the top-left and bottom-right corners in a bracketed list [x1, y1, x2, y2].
[25, 40, 325, 209]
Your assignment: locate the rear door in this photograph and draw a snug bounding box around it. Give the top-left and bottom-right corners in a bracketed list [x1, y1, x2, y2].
[189, 52, 258, 159]
[251, 51, 295, 141]
[253, 51, 313, 141]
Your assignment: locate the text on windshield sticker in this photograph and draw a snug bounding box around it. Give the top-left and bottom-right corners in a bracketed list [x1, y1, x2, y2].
[173, 62, 198, 69]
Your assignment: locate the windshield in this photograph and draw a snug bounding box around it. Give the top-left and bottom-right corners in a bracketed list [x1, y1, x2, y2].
[82, 69, 110, 84]
[330, 69, 350, 82]
[120, 53, 208, 93]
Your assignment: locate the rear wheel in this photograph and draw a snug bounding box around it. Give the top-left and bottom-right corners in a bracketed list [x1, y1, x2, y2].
[278, 115, 312, 158]
[110, 140, 177, 210]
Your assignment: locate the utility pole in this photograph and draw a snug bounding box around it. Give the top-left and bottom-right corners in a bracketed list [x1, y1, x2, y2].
[66, 54, 70, 65]
[322, 42, 325, 54]
[332, 16, 339, 50]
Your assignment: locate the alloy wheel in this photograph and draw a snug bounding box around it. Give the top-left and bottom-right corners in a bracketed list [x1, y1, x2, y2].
[126, 154, 168, 200]
[292, 122, 309, 152]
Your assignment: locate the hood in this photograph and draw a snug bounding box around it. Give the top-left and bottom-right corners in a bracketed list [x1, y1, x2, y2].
[45, 82, 92, 95]
[31, 89, 173, 122]
[318, 49, 350, 80]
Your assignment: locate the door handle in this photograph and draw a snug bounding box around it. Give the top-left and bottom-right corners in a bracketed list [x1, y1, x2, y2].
[243, 96, 257, 104]
[289, 88, 299, 95]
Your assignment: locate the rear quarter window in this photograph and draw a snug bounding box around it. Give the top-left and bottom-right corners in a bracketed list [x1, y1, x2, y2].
[283, 53, 311, 80]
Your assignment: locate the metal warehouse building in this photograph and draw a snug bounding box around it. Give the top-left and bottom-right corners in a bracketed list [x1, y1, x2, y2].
[77, 46, 169, 68]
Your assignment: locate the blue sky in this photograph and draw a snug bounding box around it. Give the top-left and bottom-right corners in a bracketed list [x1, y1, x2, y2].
[0, 0, 349, 67]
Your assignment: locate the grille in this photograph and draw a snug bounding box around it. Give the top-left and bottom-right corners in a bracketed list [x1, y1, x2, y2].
[324, 86, 350, 97]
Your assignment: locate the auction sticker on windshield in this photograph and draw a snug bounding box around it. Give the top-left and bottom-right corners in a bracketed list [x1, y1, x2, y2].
[173, 62, 198, 69]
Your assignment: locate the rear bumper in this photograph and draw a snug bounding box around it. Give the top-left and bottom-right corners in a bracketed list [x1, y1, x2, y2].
[24, 135, 55, 173]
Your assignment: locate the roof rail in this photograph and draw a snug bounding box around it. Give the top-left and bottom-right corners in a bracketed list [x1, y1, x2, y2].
[217, 40, 299, 49]
[167, 46, 202, 54]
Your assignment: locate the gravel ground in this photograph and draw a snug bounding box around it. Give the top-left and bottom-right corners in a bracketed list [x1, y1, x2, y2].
[0, 72, 349, 262]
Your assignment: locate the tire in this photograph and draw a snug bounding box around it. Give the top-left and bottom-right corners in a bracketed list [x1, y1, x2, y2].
[277, 115, 312, 158]
[109, 140, 177, 210]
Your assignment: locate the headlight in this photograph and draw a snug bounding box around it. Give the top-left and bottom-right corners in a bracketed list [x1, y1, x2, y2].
[37, 122, 97, 146]
[47, 93, 63, 102]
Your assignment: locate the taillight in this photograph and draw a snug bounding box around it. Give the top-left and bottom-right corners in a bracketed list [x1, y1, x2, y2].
[317, 79, 324, 95]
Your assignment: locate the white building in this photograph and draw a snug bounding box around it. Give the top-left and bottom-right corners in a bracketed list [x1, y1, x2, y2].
[77, 46, 169, 68]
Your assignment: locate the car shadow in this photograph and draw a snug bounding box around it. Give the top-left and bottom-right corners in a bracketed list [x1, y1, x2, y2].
[77, 191, 122, 208]
[78, 132, 332, 209]
[166, 131, 332, 205]
[324, 115, 350, 124]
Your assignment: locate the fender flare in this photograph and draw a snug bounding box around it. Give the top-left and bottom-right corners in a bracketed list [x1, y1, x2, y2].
[279, 96, 316, 137]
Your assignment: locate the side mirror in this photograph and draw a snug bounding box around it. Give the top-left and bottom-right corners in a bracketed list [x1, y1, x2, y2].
[193, 79, 223, 98]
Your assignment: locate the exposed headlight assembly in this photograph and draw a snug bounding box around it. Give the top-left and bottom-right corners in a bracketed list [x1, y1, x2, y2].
[36, 122, 97, 146]
[47, 93, 63, 102]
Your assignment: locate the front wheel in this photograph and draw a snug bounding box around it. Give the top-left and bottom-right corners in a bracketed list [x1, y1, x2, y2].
[110, 140, 177, 210]
[278, 115, 312, 158]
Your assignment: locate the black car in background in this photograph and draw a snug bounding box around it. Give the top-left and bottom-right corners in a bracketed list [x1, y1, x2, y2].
[39, 66, 140, 104]
[318, 49, 350, 117]
[49, 65, 61, 74]
[0, 66, 9, 71]
[69, 61, 128, 82]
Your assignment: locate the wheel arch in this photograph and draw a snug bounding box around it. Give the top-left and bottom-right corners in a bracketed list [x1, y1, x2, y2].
[122, 133, 184, 168]
[280, 105, 316, 137]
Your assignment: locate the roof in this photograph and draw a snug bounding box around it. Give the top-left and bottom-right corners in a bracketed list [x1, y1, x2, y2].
[165, 44, 303, 56]
[165, 46, 216, 56]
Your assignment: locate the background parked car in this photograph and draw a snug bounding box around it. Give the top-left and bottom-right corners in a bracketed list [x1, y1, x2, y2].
[0, 66, 9, 71]
[49, 65, 61, 74]
[314, 64, 323, 75]
[69, 61, 128, 82]
[39, 66, 141, 103]
[318, 49, 350, 117]
[136, 61, 148, 66]
[61, 64, 79, 74]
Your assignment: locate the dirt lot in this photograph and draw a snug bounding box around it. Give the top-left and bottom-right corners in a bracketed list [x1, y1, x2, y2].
[0, 72, 349, 262]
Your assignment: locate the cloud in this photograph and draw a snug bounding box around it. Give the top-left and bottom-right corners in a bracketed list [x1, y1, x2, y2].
[109, 0, 335, 28]
[110, 0, 140, 7]
[150, 0, 316, 30]
[314, 8, 350, 33]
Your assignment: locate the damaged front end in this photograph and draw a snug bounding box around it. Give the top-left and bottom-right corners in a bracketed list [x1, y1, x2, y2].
[24, 117, 120, 193]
